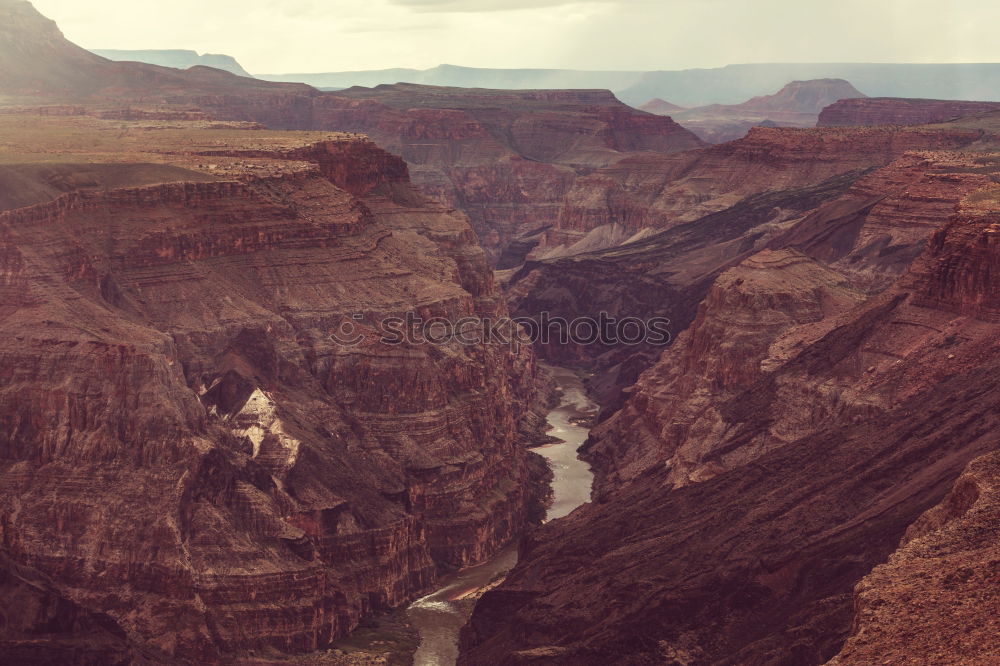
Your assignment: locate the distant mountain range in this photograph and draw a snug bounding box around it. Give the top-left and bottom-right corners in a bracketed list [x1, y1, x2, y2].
[90, 49, 252, 77]
[645, 78, 867, 143]
[259, 62, 1000, 107]
[76, 50, 1000, 109]
[0, 3, 307, 106]
[258, 63, 644, 94]
[618, 63, 1000, 107]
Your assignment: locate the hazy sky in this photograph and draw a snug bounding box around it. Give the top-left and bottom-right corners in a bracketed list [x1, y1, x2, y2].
[30, 0, 1000, 75]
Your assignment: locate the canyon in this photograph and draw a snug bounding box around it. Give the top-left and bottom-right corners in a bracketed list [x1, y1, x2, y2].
[504, 120, 990, 395]
[307, 84, 706, 265]
[2, 1, 1000, 664]
[460, 115, 1000, 664]
[0, 0, 707, 266]
[0, 114, 551, 663]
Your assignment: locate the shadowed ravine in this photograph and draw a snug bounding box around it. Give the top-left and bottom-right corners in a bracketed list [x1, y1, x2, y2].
[406, 365, 598, 665]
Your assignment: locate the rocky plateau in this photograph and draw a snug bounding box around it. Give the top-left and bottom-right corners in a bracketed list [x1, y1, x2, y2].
[819, 97, 1000, 127]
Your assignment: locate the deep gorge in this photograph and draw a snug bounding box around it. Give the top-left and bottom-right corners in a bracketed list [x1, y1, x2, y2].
[2, 1, 1000, 663]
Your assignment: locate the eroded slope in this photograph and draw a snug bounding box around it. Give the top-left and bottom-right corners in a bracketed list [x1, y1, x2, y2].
[0, 116, 548, 664]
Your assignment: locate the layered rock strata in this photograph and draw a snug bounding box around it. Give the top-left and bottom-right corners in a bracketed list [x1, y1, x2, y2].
[300, 84, 707, 264]
[544, 124, 983, 254]
[818, 97, 1000, 127]
[0, 129, 547, 663]
[459, 132, 1000, 665]
[1, 0, 708, 266]
[828, 450, 1000, 665]
[503, 169, 867, 398]
[506, 136, 991, 380]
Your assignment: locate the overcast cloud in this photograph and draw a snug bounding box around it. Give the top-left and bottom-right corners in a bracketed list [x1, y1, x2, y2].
[29, 0, 1000, 75]
[387, 0, 610, 11]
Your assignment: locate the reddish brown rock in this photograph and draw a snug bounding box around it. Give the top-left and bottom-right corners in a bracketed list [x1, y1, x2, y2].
[585, 249, 865, 490]
[301, 84, 706, 264]
[460, 133, 1000, 665]
[829, 450, 1000, 665]
[0, 1, 707, 267]
[818, 97, 1000, 127]
[586, 149, 998, 492]
[503, 168, 866, 396]
[546, 124, 983, 254]
[505, 143, 992, 398]
[0, 126, 549, 663]
[508, 128, 989, 380]
[910, 185, 1000, 320]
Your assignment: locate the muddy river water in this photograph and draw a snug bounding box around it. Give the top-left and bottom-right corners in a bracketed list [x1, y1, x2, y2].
[406, 365, 598, 665]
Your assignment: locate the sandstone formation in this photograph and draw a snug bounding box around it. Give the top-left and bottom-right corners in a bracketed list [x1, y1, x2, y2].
[0, 115, 549, 664]
[818, 97, 1000, 127]
[643, 79, 867, 143]
[581, 144, 994, 482]
[503, 169, 867, 396]
[6, 3, 1000, 663]
[459, 117, 1000, 664]
[505, 125, 989, 404]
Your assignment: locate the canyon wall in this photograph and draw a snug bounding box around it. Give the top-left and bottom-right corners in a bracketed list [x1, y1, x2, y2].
[298, 84, 707, 264]
[459, 124, 1000, 665]
[126, 81, 708, 265]
[582, 150, 996, 489]
[543, 124, 981, 255]
[0, 137, 549, 663]
[503, 169, 867, 405]
[818, 97, 1000, 127]
[829, 449, 1000, 665]
[506, 126, 987, 391]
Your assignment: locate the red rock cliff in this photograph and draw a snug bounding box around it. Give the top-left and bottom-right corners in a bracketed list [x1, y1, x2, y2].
[0, 138, 549, 664]
[300, 84, 707, 265]
[548, 124, 982, 254]
[818, 97, 1000, 127]
[459, 134, 1000, 666]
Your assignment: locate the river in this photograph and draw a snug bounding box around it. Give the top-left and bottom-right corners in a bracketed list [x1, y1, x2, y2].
[405, 365, 598, 665]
